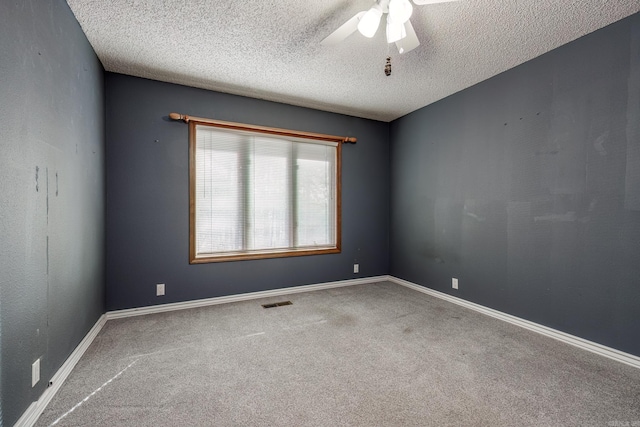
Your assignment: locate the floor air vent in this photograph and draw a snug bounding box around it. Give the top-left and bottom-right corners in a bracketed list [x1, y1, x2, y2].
[262, 301, 293, 308]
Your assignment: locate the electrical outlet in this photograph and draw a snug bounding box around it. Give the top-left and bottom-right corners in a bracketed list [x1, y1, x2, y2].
[32, 358, 40, 387]
[156, 283, 165, 296]
[452, 278, 458, 290]
[354, 264, 359, 273]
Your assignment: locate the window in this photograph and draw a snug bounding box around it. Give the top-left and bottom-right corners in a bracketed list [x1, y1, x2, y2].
[190, 121, 342, 263]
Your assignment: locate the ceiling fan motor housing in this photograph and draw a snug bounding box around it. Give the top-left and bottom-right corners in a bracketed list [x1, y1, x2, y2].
[321, 0, 461, 56]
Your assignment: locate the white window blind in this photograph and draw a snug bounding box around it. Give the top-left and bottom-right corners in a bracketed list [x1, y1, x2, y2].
[194, 124, 338, 260]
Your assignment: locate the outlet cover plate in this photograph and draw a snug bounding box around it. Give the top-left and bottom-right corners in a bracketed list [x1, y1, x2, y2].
[452, 278, 459, 289]
[32, 358, 40, 387]
[157, 283, 165, 296]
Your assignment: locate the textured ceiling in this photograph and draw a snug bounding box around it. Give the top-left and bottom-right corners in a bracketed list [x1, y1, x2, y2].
[66, 0, 640, 122]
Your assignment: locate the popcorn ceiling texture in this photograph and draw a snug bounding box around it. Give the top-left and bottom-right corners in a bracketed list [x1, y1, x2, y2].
[66, 0, 640, 122]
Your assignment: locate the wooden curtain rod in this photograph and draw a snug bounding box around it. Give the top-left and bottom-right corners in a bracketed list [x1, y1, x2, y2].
[169, 113, 357, 144]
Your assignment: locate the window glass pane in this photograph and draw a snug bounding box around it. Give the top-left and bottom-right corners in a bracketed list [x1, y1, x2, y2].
[250, 137, 291, 249]
[296, 143, 335, 247]
[195, 127, 243, 254]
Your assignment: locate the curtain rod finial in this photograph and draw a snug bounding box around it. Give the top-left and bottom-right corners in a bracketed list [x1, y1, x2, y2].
[344, 137, 357, 144]
[169, 112, 187, 122]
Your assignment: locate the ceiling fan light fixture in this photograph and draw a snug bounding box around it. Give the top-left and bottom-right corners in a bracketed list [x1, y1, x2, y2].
[388, 0, 413, 24]
[386, 19, 407, 43]
[357, 5, 383, 38]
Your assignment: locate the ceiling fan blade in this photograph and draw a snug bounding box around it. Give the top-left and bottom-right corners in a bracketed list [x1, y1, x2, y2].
[395, 20, 420, 54]
[412, 0, 459, 5]
[321, 11, 366, 45]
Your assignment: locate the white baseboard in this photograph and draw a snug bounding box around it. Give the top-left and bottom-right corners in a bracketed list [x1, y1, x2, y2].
[388, 276, 640, 370]
[106, 275, 388, 320]
[14, 314, 107, 427]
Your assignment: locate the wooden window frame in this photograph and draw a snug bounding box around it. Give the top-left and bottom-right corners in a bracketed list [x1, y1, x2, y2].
[185, 116, 354, 264]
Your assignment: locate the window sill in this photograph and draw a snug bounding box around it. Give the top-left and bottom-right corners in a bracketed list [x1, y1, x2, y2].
[190, 246, 340, 264]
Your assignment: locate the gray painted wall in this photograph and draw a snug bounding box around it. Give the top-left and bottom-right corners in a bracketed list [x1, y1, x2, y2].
[105, 74, 390, 311]
[0, 1, 105, 425]
[390, 13, 640, 356]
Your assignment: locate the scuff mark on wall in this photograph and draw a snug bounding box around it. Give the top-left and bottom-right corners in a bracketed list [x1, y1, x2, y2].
[464, 200, 486, 222]
[36, 166, 39, 191]
[46, 167, 49, 224]
[533, 211, 590, 223]
[464, 210, 485, 222]
[536, 149, 560, 156]
[534, 212, 577, 222]
[593, 131, 609, 156]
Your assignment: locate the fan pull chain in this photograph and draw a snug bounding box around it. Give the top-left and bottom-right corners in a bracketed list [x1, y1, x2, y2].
[384, 41, 392, 76]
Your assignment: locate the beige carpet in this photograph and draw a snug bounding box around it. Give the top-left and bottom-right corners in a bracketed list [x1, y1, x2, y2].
[36, 281, 640, 426]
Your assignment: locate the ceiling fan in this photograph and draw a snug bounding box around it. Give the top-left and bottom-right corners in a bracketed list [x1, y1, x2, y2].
[321, 0, 459, 54]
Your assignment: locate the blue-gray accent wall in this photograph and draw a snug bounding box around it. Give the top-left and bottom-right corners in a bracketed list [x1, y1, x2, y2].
[390, 13, 640, 356]
[0, 0, 105, 425]
[105, 73, 390, 311]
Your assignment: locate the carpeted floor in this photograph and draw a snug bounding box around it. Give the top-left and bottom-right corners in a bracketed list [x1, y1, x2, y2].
[36, 281, 640, 426]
